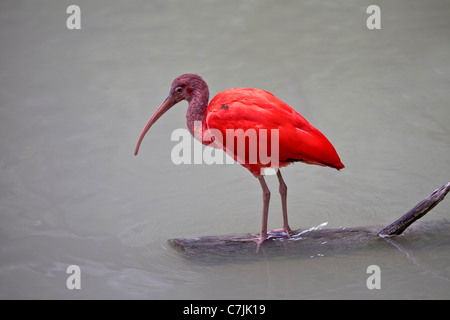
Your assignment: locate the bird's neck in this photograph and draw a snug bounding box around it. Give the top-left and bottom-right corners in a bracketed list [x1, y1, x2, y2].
[186, 87, 210, 139]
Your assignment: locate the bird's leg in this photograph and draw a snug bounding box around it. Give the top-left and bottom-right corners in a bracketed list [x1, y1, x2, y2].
[278, 170, 292, 235]
[258, 175, 270, 242]
[233, 175, 270, 247]
[268, 170, 292, 237]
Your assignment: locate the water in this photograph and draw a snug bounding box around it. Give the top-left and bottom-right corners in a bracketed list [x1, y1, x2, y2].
[1, 0, 449, 299]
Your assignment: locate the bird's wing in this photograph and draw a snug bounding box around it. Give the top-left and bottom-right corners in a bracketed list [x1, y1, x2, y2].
[204, 88, 343, 169]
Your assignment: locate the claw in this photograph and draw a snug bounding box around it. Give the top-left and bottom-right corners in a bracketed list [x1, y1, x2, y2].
[232, 234, 268, 252]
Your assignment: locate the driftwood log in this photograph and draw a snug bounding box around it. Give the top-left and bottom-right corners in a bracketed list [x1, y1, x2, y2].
[168, 182, 450, 259]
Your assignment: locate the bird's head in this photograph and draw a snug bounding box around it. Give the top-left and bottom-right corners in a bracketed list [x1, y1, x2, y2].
[134, 73, 207, 156]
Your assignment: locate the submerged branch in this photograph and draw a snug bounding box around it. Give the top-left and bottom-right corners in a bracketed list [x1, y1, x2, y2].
[378, 182, 450, 237]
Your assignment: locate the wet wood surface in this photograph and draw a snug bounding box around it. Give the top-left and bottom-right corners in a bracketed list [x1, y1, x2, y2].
[168, 182, 450, 259]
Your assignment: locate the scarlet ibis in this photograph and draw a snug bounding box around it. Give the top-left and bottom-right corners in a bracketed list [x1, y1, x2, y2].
[135, 74, 344, 245]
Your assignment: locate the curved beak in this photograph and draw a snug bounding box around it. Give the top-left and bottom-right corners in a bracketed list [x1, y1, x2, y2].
[134, 95, 177, 156]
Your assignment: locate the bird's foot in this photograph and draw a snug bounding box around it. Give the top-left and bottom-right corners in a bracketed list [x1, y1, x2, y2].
[268, 226, 292, 238]
[232, 233, 269, 252]
[233, 233, 267, 245]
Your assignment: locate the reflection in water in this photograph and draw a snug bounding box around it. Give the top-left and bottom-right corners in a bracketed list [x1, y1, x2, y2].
[383, 235, 450, 282]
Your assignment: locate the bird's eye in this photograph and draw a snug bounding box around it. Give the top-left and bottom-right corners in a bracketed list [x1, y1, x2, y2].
[175, 87, 183, 93]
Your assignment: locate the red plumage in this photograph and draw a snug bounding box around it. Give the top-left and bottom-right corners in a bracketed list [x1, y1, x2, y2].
[204, 88, 344, 176]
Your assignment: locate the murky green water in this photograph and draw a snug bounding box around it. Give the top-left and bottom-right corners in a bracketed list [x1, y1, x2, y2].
[1, 0, 449, 299]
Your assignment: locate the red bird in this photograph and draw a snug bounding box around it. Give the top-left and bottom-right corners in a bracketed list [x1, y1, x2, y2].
[135, 74, 344, 245]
